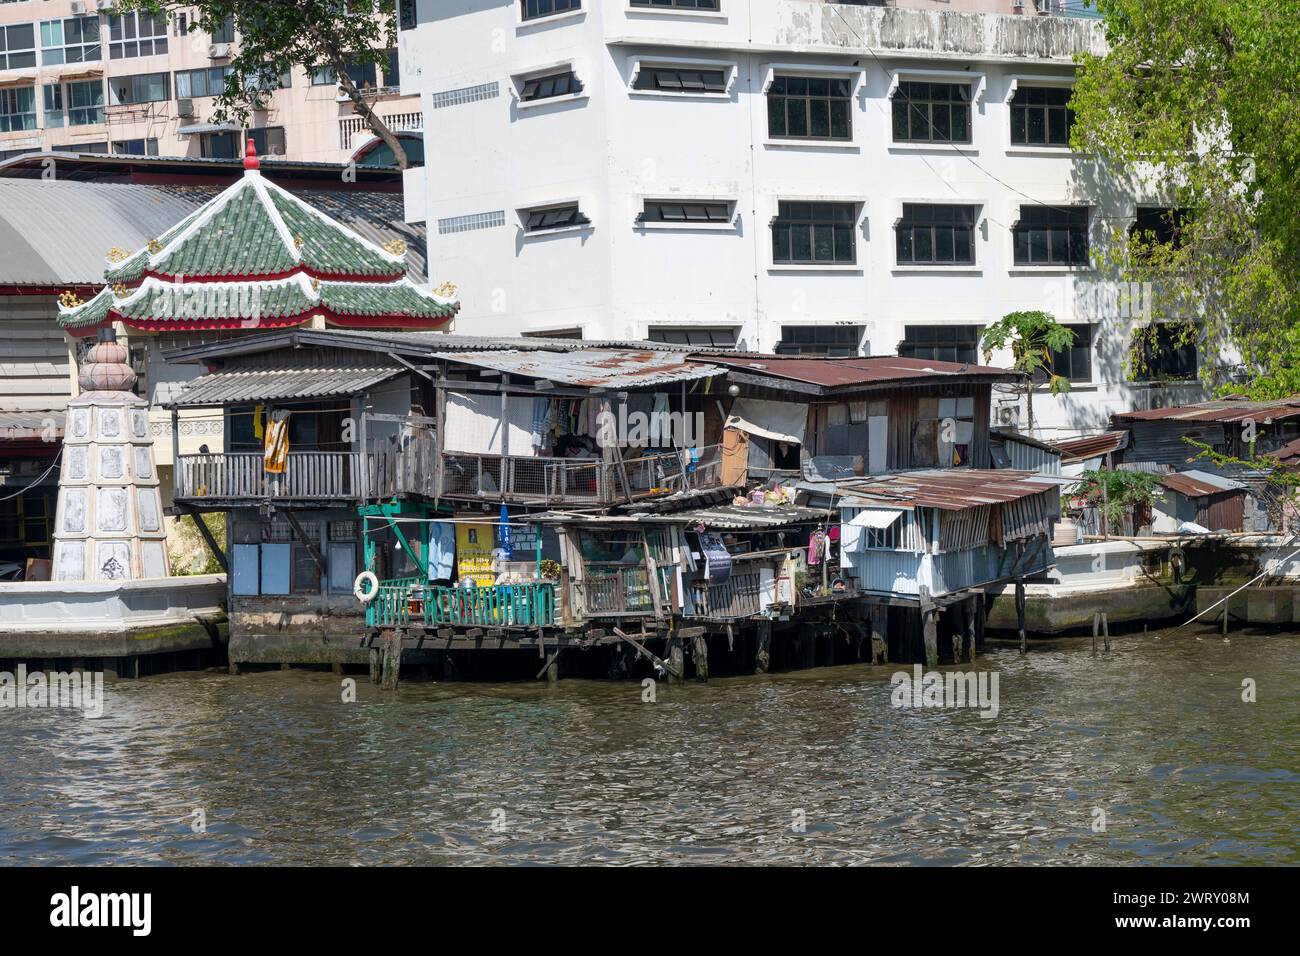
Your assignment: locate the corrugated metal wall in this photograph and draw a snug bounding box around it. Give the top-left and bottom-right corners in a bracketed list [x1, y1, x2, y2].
[0, 295, 70, 414]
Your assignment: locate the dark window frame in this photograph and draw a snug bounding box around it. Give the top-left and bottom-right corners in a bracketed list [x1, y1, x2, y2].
[639, 200, 732, 224]
[630, 0, 719, 9]
[1009, 85, 1074, 147]
[1013, 205, 1090, 266]
[1034, 323, 1092, 384]
[771, 201, 858, 266]
[775, 325, 864, 358]
[632, 66, 728, 94]
[520, 69, 583, 102]
[896, 203, 977, 266]
[767, 74, 853, 141]
[1134, 323, 1198, 382]
[1130, 206, 1188, 254]
[648, 327, 738, 349]
[898, 325, 982, 365]
[892, 80, 972, 144]
[521, 0, 581, 21]
[523, 203, 590, 233]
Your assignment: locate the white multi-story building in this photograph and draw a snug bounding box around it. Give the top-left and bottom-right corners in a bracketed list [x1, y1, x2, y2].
[400, 0, 1206, 439]
[0, 1, 422, 164]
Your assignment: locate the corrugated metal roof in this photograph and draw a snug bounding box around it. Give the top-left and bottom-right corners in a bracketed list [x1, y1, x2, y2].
[831, 469, 1058, 511]
[1113, 398, 1300, 424]
[660, 505, 829, 529]
[0, 179, 427, 286]
[0, 180, 197, 286]
[1048, 430, 1128, 463]
[1267, 437, 1300, 465]
[169, 366, 402, 407]
[429, 349, 721, 388]
[0, 411, 64, 438]
[1160, 470, 1247, 498]
[699, 354, 1018, 390]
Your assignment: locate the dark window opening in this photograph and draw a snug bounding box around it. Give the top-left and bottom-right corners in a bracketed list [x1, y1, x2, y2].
[630, 0, 719, 8]
[1010, 85, 1074, 146]
[521, 0, 581, 21]
[633, 67, 727, 94]
[767, 75, 852, 140]
[776, 326, 862, 357]
[1130, 206, 1188, 253]
[524, 204, 589, 232]
[1034, 324, 1092, 383]
[896, 204, 976, 265]
[648, 327, 738, 348]
[1013, 205, 1089, 266]
[772, 201, 857, 265]
[892, 80, 971, 144]
[520, 70, 582, 102]
[898, 325, 981, 365]
[1134, 323, 1198, 382]
[640, 200, 731, 223]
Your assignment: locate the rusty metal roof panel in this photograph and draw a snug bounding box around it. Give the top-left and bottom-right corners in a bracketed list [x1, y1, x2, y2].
[429, 349, 722, 388]
[1048, 430, 1129, 463]
[1267, 437, 1300, 465]
[698, 354, 1018, 389]
[833, 469, 1058, 511]
[1160, 470, 1246, 498]
[1112, 398, 1300, 424]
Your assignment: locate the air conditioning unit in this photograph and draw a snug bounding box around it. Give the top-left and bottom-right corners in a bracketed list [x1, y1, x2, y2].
[69, 1, 88, 14]
[995, 403, 1021, 428]
[176, 98, 196, 118]
[96, 0, 118, 12]
[208, 42, 231, 59]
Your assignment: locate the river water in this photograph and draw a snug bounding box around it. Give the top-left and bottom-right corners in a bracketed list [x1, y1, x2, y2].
[1, 624, 1296, 865]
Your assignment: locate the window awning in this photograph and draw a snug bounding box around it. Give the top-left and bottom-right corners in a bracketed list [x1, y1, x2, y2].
[848, 507, 904, 529]
[177, 122, 241, 136]
[725, 398, 807, 445]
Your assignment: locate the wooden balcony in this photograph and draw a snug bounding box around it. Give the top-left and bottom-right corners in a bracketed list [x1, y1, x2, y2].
[439, 444, 724, 505]
[175, 451, 368, 503]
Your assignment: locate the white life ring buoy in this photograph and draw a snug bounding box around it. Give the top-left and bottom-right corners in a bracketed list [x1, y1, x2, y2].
[354, 570, 380, 604]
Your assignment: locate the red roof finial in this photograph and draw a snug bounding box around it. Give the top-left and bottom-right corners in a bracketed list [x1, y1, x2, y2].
[243, 138, 260, 172]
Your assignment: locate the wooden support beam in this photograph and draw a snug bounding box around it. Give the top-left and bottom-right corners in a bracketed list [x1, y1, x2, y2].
[1015, 578, 1027, 655]
[754, 619, 771, 673]
[667, 635, 685, 685]
[612, 627, 680, 679]
[964, 595, 978, 663]
[692, 633, 709, 682]
[380, 630, 402, 690]
[869, 604, 888, 665]
[282, 509, 326, 576]
[181, 507, 228, 573]
[922, 608, 939, 669]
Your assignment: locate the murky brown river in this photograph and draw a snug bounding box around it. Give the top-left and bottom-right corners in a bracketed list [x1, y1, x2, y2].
[1, 624, 1296, 865]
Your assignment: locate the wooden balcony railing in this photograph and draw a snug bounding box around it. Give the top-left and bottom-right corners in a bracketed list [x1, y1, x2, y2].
[581, 565, 655, 616]
[175, 451, 365, 501]
[366, 577, 556, 629]
[687, 569, 764, 620]
[438, 443, 724, 505]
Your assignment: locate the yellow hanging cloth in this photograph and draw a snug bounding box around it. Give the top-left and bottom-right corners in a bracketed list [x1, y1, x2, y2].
[252, 404, 265, 439]
[264, 410, 290, 474]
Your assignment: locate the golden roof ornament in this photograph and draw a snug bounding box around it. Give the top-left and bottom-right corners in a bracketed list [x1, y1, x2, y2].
[294, 235, 304, 251]
[146, 238, 163, 254]
[434, 280, 458, 299]
[58, 290, 84, 309]
[106, 247, 132, 263]
[383, 238, 407, 256]
[111, 283, 128, 298]
[311, 277, 320, 291]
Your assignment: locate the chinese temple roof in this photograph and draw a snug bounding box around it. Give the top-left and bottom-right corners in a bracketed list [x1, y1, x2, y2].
[58, 142, 457, 334]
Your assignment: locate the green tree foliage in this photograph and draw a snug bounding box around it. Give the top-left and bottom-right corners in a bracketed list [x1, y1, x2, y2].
[128, 1, 408, 168]
[1076, 468, 1165, 532]
[1070, 0, 1300, 398]
[980, 310, 1075, 432]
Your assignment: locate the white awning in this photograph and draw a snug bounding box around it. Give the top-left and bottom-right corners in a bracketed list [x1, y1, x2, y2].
[177, 122, 240, 136]
[725, 398, 807, 445]
[848, 508, 904, 529]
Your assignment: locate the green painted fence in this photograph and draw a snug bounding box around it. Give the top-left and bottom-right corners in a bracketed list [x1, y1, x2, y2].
[366, 577, 556, 629]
